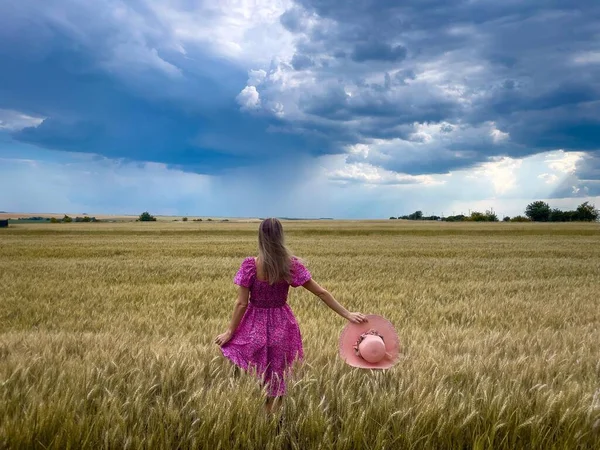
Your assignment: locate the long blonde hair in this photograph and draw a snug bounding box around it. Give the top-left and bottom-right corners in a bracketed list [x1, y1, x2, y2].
[258, 218, 293, 284]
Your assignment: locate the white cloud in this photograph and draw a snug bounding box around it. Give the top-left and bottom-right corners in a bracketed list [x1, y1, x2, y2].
[490, 124, 509, 143]
[538, 173, 559, 184]
[341, 121, 508, 175]
[545, 150, 584, 174]
[148, 0, 296, 66]
[470, 157, 523, 195]
[236, 85, 261, 110]
[0, 109, 45, 131]
[322, 157, 441, 186]
[247, 69, 267, 86]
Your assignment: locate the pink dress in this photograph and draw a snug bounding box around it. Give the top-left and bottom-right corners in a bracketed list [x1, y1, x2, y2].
[220, 256, 311, 397]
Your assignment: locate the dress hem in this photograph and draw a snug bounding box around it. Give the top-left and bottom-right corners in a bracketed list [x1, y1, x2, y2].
[220, 345, 304, 397]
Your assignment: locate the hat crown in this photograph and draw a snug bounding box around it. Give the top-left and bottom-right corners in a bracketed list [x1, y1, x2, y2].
[358, 334, 386, 363]
[339, 314, 400, 369]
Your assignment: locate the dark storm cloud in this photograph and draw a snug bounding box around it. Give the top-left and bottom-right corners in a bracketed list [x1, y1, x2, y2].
[0, 0, 321, 174]
[291, 53, 315, 70]
[350, 42, 407, 62]
[258, 0, 600, 179]
[2, 0, 600, 185]
[280, 7, 311, 32]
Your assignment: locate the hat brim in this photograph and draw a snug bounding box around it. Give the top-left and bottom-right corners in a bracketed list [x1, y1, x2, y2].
[339, 314, 400, 369]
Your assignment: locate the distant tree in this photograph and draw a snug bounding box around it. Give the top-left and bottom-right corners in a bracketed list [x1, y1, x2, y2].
[182, 217, 188, 222]
[511, 215, 531, 222]
[138, 211, 156, 222]
[466, 211, 498, 222]
[549, 208, 567, 222]
[468, 211, 487, 222]
[389, 216, 397, 220]
[485, 210, 499, 222]
[62, 215, 72, 223]
[405, 210, 423, 220]
[525, 201, 551, 222]
[443, 214, 466, 222]
[503, 216, 511, 222]
[575, 202, 599, 222]
[50, 217, 59, 223]
[82, 216, 91, 222]
[207, 218, 213, 221]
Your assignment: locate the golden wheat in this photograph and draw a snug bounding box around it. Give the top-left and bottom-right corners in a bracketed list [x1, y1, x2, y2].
[1, 221, 599, 449]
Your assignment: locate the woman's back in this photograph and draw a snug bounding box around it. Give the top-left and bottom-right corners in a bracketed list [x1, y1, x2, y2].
[234, 256, 311, 308]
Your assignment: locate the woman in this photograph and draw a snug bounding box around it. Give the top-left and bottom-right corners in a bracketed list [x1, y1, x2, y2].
[214, 218, 367, 414]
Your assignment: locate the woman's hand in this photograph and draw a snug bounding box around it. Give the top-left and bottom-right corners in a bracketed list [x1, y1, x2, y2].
[214, 330, 233, 346]
[346, 312, 368, 324]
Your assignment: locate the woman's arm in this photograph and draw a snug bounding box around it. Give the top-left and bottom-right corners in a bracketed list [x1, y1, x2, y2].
[214, 286, 250, 346]
[301, 279, 367, 324]
[227, 286, 250, 332]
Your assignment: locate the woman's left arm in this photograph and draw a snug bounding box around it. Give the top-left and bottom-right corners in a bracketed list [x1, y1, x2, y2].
[214, 286, 250, 346]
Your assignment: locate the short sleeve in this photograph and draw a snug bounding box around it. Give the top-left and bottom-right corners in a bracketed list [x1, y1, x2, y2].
[290, 257, 311, 287]
[233, 257, 256, 287]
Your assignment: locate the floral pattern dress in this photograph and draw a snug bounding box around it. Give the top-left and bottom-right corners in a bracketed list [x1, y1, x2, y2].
[220, 256, 311, 397]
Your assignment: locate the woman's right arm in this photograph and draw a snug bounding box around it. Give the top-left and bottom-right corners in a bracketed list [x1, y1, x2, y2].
[301, 279, 368, 324]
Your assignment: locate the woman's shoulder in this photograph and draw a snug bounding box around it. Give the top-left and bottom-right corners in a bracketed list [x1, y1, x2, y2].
[235, 256, 257, 274]
[234, 256, 256, 287]
[240, 256, 257, 268]
[290, 255, 311, 287]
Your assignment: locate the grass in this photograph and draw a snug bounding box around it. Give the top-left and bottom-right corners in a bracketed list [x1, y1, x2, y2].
[1, 221, 599, 449]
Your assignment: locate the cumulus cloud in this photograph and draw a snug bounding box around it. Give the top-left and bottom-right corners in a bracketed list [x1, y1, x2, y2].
[236, 86, 261, 110]
[324, 160, 441, 186]
[247, 69, 267, 86]
[538, 173, 559, 185]
[240, 0, 600, 182]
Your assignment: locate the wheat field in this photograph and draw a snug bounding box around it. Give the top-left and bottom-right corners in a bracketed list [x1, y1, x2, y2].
[1, 221, 599, 449]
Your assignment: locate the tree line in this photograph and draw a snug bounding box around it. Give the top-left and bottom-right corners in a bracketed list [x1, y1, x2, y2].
[391, 201, 599, 222]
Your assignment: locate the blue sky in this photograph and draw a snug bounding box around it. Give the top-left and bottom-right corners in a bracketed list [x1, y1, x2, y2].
[1, 0, 599, 218]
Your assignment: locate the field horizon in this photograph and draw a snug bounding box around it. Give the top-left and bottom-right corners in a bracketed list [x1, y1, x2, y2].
[1, 221, 599, 449]
[0, 211, 262, 222]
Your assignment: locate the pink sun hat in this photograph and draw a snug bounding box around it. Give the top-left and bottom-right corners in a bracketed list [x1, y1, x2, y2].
[339, 314, 400, 369]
